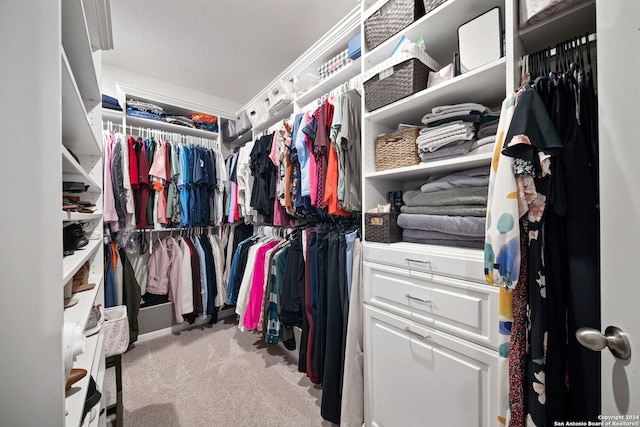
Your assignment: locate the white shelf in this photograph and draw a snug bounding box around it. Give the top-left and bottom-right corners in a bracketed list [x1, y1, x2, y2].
[102, 108, 124, 122]
[364, 57, 506, 128]
[64, 331, 101, 427]
[64, 276, 104, 325]
[253, 103, 295, 136]
[518, 0, 596, 53]
[295, 57, 362, 107]
[62, 146, 101, 192]
[226, 129, 254, 146]
[364, 0, 505, 67]
[62, 212, 103, 222]
[62, 48, 101, 157]
[365, 151, 493, 181]
[61, 0, 100, 110]
[63, 238, 102, 286]
[125, 113, 219, 139]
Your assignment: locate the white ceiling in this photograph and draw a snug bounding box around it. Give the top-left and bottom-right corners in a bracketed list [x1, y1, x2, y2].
[103, 0, 360, 108]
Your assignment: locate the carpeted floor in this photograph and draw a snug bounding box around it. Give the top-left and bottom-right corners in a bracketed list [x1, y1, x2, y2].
[105, 316, 335, 426]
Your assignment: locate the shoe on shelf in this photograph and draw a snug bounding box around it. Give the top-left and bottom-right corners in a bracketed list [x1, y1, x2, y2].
[63, 223, 88, 255]
[83, 304, 103, 337]
[66, 368, 87, 390]
[72, 262, 96, 293]
[64, 297, 79, 309]
[82, 376, 102, 423]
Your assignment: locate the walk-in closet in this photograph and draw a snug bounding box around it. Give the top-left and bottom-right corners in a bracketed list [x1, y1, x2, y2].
[2, 1, 639, 426]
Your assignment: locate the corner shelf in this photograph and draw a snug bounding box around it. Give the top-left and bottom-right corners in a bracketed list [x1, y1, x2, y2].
[363, 0, 505, 66]
[295, 57, 362, 107]
[62, 146, 101, 192]
[62, 48, 101, 157]
[124, 113, 220, 139]
[62, 238, 102, 285]
[364, 57, 506, 128]
[365, 151, 493, 181]
[61, 0, 100, 110]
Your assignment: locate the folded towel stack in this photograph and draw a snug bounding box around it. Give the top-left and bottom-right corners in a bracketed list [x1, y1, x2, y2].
[397, 170, 489, 249]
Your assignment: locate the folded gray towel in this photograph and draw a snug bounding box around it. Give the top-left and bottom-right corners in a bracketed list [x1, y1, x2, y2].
[402, 236, 485, 249]
[477, 121, 499, 139]
[400, 205, 487, 216]
[403, 186, 488, 207]
[419, 139, 474, 161]
[420, 166, 490, 193]
[401, 228, 485, 241]
[397, 213, 486, 236]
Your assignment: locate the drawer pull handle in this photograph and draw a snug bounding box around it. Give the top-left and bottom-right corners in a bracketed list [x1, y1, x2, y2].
[405, 294, 431, 305]
[405, 258, 432, 267]
[404, 327, 431, 341]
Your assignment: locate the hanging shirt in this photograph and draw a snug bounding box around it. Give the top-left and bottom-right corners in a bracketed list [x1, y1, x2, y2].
[103, 131, 119, 231]
[178, 237, 194, 316]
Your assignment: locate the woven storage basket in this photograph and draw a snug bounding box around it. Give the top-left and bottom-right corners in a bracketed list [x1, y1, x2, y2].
[103, 305, 129, 357]
[364, 0, 426, 50]
[375, 127, 421, 171]
[423, 0, 448, 15]
[364, 58, 432, 111]
[365, 212, 402, 243]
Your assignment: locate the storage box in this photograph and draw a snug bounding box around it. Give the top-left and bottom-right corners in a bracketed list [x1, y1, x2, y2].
[235, 110, 251, 134]
[365, 212, 402, 243]
[268, 80, 294, 115]
[318, 49, 352, 81]
[375, 127, 421, 171]
[364, 0, 426, 50]
[246, 98, 271, 129]
[348, 33, 362, 60]
[222, 119, 236, 142]
[519, 0, 586, 28]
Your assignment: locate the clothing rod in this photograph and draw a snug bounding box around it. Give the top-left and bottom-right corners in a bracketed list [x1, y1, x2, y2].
[518, 32, 597, 68]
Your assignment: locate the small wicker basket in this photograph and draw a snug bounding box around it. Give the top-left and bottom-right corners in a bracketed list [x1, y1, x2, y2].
[365, 212, 402, 243]
[375, 127, 421, 171]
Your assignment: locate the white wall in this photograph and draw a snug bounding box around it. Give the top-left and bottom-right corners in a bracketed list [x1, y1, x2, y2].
[102, 64, 242, 117]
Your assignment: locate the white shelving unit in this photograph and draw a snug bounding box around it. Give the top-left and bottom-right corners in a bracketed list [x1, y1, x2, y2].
[60, 0, 108, 426]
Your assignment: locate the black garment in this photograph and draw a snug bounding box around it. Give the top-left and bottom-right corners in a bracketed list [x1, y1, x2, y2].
[321, 232, 343, 424]
[232, 238, 257, 304]
[249, 134, 277, 223]
[280, 236, 304, 327]
[313, 229, 329, 378]
[140, 292, 169, 307]
[199, 235, 218, 323]
[555, 75, 601, 422]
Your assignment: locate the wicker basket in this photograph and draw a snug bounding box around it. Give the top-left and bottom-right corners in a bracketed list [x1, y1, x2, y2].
[365, 212, 402, 243]
[423, 0, 448, 15]
[364, 0, 426, 50]
[364, 58, 432, 111]
[375, 127, 421, 171]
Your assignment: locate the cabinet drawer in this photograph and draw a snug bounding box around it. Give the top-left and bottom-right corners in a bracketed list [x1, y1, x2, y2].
[363, 305, 498, 427]
[364, 261, 498, 349]
[363, 241, 485, 283]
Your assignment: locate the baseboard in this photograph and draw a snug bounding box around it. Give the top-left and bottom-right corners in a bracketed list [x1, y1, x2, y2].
[137, 306, 237, 342]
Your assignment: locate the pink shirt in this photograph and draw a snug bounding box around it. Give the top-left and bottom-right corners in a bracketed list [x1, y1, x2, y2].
[243, 240, 280, 330]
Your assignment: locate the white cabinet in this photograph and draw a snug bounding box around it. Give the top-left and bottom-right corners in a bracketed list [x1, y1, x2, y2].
[364, 305, 498, 427]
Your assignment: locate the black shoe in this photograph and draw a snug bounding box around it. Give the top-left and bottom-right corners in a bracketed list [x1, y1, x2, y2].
[82, 376, 102, 423]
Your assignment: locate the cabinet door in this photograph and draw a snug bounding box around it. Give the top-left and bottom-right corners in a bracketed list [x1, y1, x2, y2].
[364, 305, 497, 427]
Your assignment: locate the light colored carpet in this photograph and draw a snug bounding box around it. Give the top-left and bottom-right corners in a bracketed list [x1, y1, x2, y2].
[104, 316, 335, 427]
